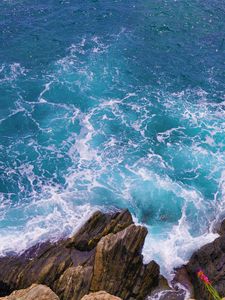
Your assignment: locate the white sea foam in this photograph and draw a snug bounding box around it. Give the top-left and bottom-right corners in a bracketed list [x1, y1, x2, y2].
[142, 216, 218, 280]
[0, 184, 97, 255]
[0, 63, 26, 83]
[1, 34, 225, 300]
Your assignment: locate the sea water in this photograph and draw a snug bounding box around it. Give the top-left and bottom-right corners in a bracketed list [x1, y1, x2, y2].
[0, 0, 225, 278]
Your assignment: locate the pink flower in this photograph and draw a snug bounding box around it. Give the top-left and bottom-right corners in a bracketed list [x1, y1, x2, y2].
[197, 270, 211, 285]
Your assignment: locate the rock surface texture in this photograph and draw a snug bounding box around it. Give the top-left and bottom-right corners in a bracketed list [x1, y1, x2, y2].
[91, 224, 159, 300]
[0, 209, 160, 300]
[81, 291, 122, 300]
[0, 284, 59, 300]
[186, 230, 225, 299]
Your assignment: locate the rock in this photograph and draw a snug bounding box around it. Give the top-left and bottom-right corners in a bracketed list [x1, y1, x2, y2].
[81, 291, 122, 300]
[217, 219, 225, 236]
[0, 209, 132, 296]
[0, 240, 75, 292]
[90, 224, 160, 300]
[0, 209, 159, 300]
[55, 266, 93, 300]
[0, 284, 59, 300]
[0, 281, 12, 297]
[67, 210, 133, 251]
[149, 275, 187, 300]
[150, 290, 187, 300]
[0, 240, 79, 293]
[186, 235, 225, 299]
[149, 275, 171, 298]
[172, 267, 194, 297]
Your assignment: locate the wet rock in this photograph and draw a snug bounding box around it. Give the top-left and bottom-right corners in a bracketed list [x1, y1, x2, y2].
[186, 235, 225, 299]
[149, 275, 187, 300]
[67, 210, 133, 251]
[55, 265, 93, 300]
[149, 275, 171, 297]
[81, 291, 122, 300]
[172, 267, 194, 297]
[91, 224, 160, 300]
[150, 290, 187, 300]
[0, 284, 59, 300]
[217, 219, 225, 236]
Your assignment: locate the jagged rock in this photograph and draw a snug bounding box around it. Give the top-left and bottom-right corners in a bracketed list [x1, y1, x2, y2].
[0, 210, 133, 296]
[0, 209, 159, 300]
[0, 241, 75, 293]
[81, 291, 122, 300]
[0, 284, 59, 300]
[186, 235, 225, 300]
[67, 210, 133, 251]
[90, 224, 160, 300]
[55, 266, 93, 300]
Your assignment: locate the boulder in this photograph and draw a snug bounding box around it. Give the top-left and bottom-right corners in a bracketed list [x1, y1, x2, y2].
[90, 224, 160, 300]
[81, 291, 122, 300]
[66, 210, 133, 251]
[186, 235, 225, 299]
[0, 284, 59, 300]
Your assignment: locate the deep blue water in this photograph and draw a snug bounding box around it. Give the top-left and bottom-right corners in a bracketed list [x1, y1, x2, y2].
[0, 0, 225, 276]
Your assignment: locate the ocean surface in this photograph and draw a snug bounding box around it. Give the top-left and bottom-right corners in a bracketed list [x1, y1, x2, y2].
[0, 0, 225, 278]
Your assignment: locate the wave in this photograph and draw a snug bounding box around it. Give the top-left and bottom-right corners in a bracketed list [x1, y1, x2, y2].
[0, 32, 225, 281]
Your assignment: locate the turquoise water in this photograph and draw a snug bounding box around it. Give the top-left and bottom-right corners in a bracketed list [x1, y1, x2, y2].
[0, 0, 225, 276]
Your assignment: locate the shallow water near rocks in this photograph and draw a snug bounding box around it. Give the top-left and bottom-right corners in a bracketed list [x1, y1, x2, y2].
[0, 0, 225, 279]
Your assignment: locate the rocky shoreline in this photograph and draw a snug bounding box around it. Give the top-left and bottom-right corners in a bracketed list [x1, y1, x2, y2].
[0, 209, 224, 300]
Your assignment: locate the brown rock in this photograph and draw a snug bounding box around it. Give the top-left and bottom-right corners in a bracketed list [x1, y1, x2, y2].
[172, 267, 194, 297]
[149, 275, 188, 300]
[0, 240, 93, 295]
[91, 224, 159, 300]
[0, 210, 132, 296]
[55, 266, 93, 300]
[81, 291, 122, 300]
[67, 210, 133, 251]
[186, 235, 225, 299]
[0, 284, 59, 300]
[150, 275, 171, 295]
[11, 241, 74, 289]
[0, 210, 159, 300]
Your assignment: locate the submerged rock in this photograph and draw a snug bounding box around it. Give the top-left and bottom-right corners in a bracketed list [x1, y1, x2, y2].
[81, 291, 122, 300]
[0, 284, 59, 300]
